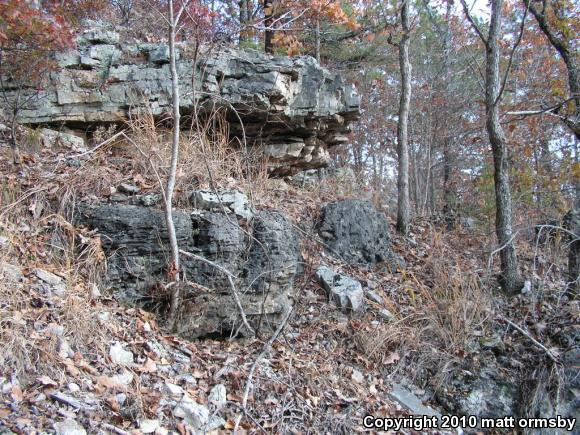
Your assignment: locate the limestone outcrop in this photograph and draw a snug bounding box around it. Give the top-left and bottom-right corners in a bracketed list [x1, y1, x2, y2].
[76, 202, 300, 339]
[3, 22, 360, 175]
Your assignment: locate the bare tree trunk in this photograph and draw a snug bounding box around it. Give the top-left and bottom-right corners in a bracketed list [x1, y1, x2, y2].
[441, 2, 456, 227]
[423, 137, 432, 214]
[524, 0, 580, 294]
[396, 0, 411, 235]
[486, 0, 521, 293]
[239, 0, 248, 44]
[411, 147, 419, 212]
[524, 0, 579, 141]
[315, 17, 321, 63]
[264, 0, 274, 53]
[165, 0, 183, 331]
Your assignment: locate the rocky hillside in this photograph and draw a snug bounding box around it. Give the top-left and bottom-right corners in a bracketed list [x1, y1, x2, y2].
[0, 18, 578, 435]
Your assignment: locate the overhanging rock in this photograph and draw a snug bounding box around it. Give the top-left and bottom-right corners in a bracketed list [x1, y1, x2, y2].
[3, 22, 360, 175]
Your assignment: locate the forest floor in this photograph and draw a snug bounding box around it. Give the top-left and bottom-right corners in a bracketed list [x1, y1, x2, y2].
[0, 134, 577, 434]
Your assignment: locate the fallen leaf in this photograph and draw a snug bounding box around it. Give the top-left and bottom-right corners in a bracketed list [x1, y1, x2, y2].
[105, 396, 120, 412]
[11, 385, 23, 402]
[137, 358, 157, 373]
[97, 376, 124, 391]
[385, 351, 400, 365]
[37, 376, 58, 387]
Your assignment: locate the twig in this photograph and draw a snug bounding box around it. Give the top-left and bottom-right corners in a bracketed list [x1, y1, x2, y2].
[101, 423, 131, 435]
[49, 392, 96, 412]
[0, 186, 48, 218]
[500, 317, 559, 363]
[120, 132, 167, 202]
[179, 249, 255, 336]
[235, 307, 293, 431]
[69, 130, 126, 158]
[487, 230, 519, 272]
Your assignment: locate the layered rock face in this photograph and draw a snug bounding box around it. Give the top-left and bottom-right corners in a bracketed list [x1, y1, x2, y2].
[4, 23, 359, 175]
[76, 203, 300, 339]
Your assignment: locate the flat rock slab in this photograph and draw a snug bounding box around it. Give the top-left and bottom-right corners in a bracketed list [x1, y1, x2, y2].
[388, 383, 441, 417]
[315, 266, 364, 312]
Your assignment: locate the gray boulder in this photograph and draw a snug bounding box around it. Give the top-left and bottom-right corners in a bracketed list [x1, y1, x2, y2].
[39, 128, 86, 150]
[177, 210, 300, 338]
[317, 200, 400, 267]
[315, 266, 364, 312]
[76, 204, 300, 338]
[291, 167, 357, 188]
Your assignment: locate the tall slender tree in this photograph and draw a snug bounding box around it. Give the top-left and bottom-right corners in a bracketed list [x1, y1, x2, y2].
[264, 0, 274, 53]
[165, 0, 191, 330]
[396, 0, 412, 235]
[461, 0, 522, 293]
[521, 0, 578, 296]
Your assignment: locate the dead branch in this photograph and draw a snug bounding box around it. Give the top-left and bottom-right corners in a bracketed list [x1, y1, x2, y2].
[500, 316, 560, 363]
[70, 130, 126, 158]
[236, 307, 293, 431]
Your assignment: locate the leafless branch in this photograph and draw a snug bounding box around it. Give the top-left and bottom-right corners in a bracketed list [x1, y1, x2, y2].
[500, 316, 560, 363]
[235, 307, 293, 431]
[459, 0, 488, 45]
[496, 1, 529, 104]
[179, 249, 255, 336]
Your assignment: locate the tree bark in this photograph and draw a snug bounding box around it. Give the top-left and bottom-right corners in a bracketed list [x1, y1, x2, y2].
[264, 0, 274, 53]
[441, 2, 456, 227]
[165, 0, 183, 330]
[524, 0, 579, 293]
[315, 17, 321, 63]
[396, 0, 411, 236]
[486, 0, 521, 293]
[239, 0, 248, 44]
[524, 0, 579, 140]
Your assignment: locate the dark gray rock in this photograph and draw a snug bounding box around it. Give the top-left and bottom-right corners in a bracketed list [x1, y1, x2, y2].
[76, 204, 300, 338]
[317, 200, 399, 267]
[76, 204, 195, 305]
[557, 325, 580, 427]
[3, 22, 359, 175]
[564, 208, 580, 298]
[177, 210, 299, 338]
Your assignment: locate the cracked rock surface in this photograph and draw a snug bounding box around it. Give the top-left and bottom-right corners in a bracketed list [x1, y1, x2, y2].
[76, 203, 300, 339]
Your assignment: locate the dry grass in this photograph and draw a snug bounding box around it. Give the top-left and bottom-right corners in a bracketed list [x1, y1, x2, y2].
[123, 108, 269, 207]
[0, 159, 110, 386]
[353, 227, 493, 389]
